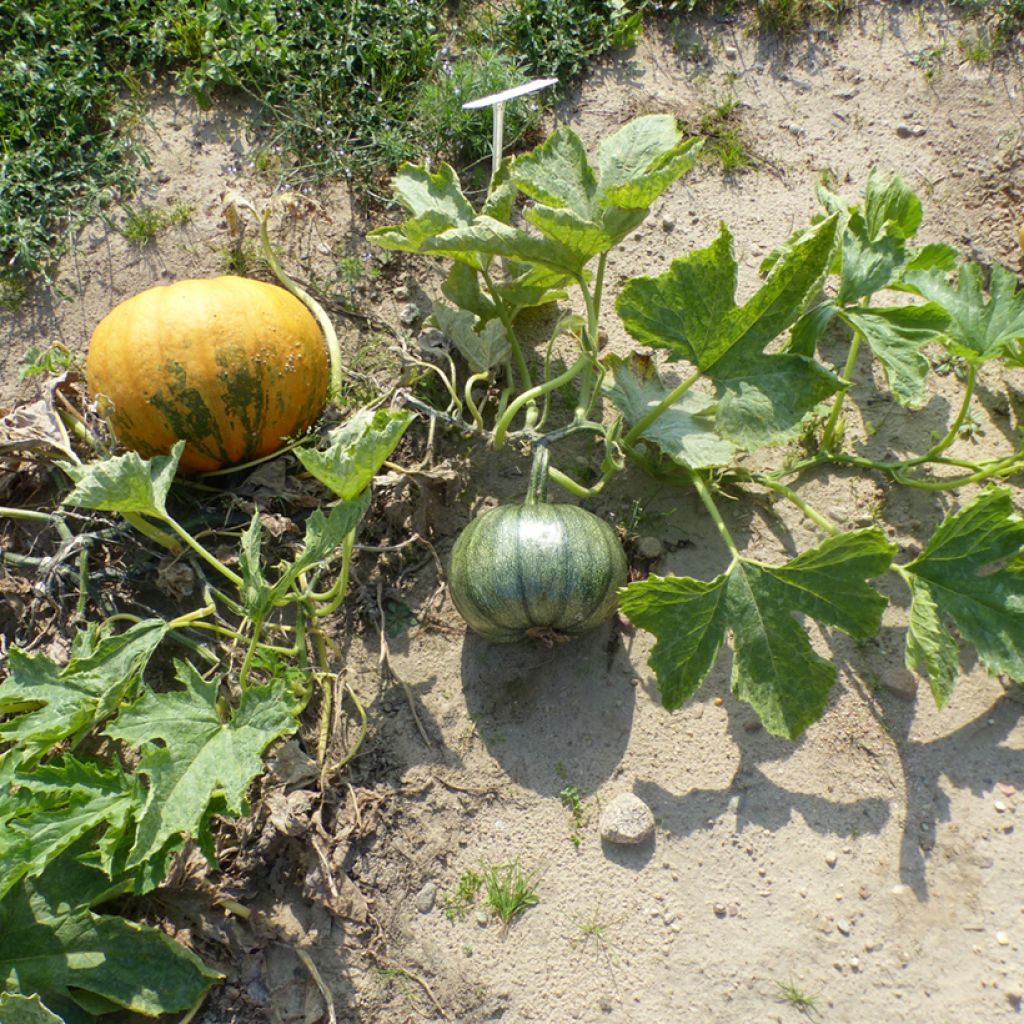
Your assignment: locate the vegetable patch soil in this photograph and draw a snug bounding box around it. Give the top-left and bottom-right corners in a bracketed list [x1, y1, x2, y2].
[3, 5, 1024, 1023]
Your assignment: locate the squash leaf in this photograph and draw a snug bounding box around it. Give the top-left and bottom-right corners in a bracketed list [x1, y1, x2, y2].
[0, 619, 166, 768]
[431, 302, 511, 373]
[0, 756, 139, 901]
[0, 992, 64, 1024]
[903, 263, 1024, 364]
[617, 214, 842, 449]
[620, 529, 895, 738]
[0, 845, 219, 1024]
[366, 163, 476, 256]
[838, 303, 951, 408]
[59, 441, 184, 518]
[294, 407, 414, 501]
[603, 353, 737, 469]
[105, 660, 297, 880]
[902, 488, 1024, 706]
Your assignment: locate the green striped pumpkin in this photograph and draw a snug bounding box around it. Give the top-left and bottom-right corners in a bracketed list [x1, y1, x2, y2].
[448, 461, 628, 643]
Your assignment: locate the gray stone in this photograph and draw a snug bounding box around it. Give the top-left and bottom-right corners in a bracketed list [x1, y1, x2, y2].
[415, 881, 437, 914]
[600, 793, 655, 845]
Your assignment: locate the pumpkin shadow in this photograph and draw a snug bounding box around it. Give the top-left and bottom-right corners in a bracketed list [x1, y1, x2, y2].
[459, 621, 637, 799]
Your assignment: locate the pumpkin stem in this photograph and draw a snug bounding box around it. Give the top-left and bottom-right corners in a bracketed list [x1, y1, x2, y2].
[526, 445, 550, 505]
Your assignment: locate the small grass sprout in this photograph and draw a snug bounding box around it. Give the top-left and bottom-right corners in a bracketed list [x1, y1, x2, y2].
[559, 784, 589, 848]
[442, 869, 484, 922]
[774, 977, 819, 1013]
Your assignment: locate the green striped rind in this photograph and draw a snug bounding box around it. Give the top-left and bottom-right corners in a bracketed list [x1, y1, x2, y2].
[448, 502, 628, 643]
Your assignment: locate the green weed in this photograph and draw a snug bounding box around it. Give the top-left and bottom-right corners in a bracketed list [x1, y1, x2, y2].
[121, 203, 193, 247]
[774, 977, 819, 1012]
[443, 869, 484, 921]
[559, 784, 589, 847]
[482, 860, 540, 923]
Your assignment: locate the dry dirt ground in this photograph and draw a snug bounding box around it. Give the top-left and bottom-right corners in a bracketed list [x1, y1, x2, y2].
[3, 3, 1024, 1023]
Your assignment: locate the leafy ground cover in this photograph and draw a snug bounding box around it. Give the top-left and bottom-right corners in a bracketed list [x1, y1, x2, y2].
[0, 0, 642, 286]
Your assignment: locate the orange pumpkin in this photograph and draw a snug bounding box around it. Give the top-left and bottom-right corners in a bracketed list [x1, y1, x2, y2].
[86, 276, 329, 474]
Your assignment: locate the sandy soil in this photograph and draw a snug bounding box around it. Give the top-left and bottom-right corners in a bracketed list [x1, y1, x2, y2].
[2, 4, 1024, 1024]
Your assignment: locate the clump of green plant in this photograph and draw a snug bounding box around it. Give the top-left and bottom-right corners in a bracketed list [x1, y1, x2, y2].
[18, 343, 79, 381]
[559, 784, 589, 847]
[368, 113, 1024, 742]
[443, 869, 485, 921]
[482, 860, 541, 923]
[121, 202, 193, 246]
[0, 380, 413, 1018]
[774, 977, 819, 1012]
[695, 95, 753, 173]
[754, 0, 851, 35]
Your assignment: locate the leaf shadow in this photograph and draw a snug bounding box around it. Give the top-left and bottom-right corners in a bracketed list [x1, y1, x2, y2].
[633, 671, 892, 844]
[841, 668, 1024, 901]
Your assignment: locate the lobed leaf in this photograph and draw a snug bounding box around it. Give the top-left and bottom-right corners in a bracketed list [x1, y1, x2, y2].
[105, 660, 298, 877]
[618, 215, 843, 448]
[603, 353, 737, 469]
[0, 846, 219, 1024]
[903, 263, 1024, 364]
[0, 620, 166, 766]
[0, 992, 64, 1023]
[0, 757, 138, 901]
[902, 488, 1024, 706]
[432, 302, 511, 372]
[621, 529, 896, 738]
[839, 303, 950, 407]
[295, 407, 414, 501]
[60, 441, 183, 518]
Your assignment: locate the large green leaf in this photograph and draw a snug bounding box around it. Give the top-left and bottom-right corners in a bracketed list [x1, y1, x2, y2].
[617, 216, 843, 449]
[366, 163, 475, 254]
[0, 847, 219, 1024]
[60, 442, 183, 518]
[294, 407, 414, 501]
[105, 660, 297, 877]
[620, 529, 895, 738]
[0, 992, 63, 1023]
[0, 620, 167, 766]
[903, 263, 1024, 364]
[0, 757, 138, 900]
[597, 120, 702, 209]
[423, 215, 587, 276]
[603, 353, 737, 469]
[510, 126, 597, 218]
[839, 303, 950, 407]
[903, 488, 1024, 706]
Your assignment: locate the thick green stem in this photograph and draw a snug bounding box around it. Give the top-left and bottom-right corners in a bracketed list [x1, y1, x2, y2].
[526, 446, 550, 505]
[690, 471, 741, 559]
[481, 268, 532, 390]
[622, 370, 701, 447]
[916, 362, 978, 463]
[493, 354, 592, 446]
[121, 511, 183, 554]
[820, 331, 862, 452]
[546, 463, 615, 499]
[162, 515, 244, 589]
[237, 615, 265, 690]
[754, 476, 840, 536]
[312, 530, 356, 618]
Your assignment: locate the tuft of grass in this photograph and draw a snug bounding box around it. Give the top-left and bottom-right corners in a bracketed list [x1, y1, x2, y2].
[482, 860, 540, 923]
[442, 869, 484, 922]
[696, 96, 754, 174]
[754, 0, 851, 35]
[774, 978, 819, 1013]
[120, 202, 193, 247]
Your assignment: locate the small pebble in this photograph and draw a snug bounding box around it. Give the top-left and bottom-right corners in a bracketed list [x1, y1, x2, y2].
[399, 302, 421, 326]
[995, 800, 1009, 813]
[825, 850, 838, 868]
[661, 215, 676, 233]
[636, 535, 665, 560]
[996, 932, 1010, 945]
[837, 918, 851, 936]
[723, 45, 738, 58]
[713, 903, 727, 918]
[475, 911, 489, 926]
[713, 697, 724, 706]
